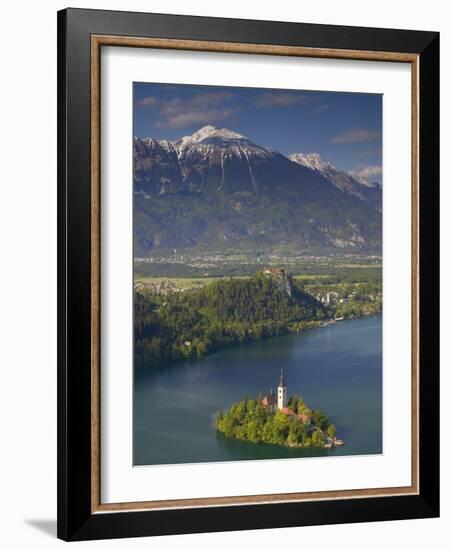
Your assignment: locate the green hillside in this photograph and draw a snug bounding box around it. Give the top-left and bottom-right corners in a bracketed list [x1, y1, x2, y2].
[134, 271, 326, 367]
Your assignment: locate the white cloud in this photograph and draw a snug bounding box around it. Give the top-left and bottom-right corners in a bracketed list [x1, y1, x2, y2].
[138, 96, 158, 107]
[312, 104, 330, 114]
[330, 128, 380, 144]
[138, 91, 237, 128]
[349, 165, 382, 183]
[153, 108, 235, 128]
[256, 92, 308, 108]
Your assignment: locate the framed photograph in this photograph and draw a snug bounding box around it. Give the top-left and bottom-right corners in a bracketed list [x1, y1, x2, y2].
[57, 8, 439, 541]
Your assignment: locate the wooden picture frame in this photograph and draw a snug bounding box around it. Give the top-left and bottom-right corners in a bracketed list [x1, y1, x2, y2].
[57, 7, 439, 541]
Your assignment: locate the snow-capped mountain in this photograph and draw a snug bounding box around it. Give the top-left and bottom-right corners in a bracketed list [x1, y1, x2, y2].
[135, 125, 306, 195]
[134, 137, 182, 195]
[289, 152, 335, 175]
[289, 152, 380, 201]
[175, 125, 278, 160]
[133, 126, 382, 254]
[176, 125, 248, 149]
[175, 126, 293, 194]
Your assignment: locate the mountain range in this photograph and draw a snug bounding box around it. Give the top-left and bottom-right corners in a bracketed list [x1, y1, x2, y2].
[133, 125, 382, 256]
[288, 152, 381, 203]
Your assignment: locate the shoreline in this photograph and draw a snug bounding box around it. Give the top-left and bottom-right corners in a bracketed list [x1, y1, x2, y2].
[216, 394, 345, 450]
[218, 432, 345, 450]
[136, 312, 382, 370]
[134, 314, 382, 465]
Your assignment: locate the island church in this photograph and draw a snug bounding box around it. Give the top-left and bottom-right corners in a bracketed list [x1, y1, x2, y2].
[261, 369, 312, 423]
[219, 368, 343, 448]
[261, 369, 292, 413]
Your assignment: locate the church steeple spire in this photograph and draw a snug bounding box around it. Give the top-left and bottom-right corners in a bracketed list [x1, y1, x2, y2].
[279, 368, 286, 388]
[277, 369, 287, 409]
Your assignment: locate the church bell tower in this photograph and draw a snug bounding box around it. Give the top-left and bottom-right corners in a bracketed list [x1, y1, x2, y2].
[277, 368, 287, 410]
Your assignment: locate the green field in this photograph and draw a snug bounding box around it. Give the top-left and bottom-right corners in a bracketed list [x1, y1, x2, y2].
[135, 266, 381, 291]
[134, 276, 243, 289]
[134, 273, 337, 289]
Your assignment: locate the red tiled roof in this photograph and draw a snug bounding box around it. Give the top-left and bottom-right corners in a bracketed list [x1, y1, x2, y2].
[279, 407, 295, 416]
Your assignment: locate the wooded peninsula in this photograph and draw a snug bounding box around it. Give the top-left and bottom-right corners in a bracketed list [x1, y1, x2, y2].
[134, 269, 381, 368]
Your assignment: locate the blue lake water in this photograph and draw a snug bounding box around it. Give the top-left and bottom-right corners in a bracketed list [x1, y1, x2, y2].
[134, 314, 382, 465]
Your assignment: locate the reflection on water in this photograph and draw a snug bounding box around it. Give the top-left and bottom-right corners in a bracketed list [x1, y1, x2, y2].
[134, 315, 382, 465]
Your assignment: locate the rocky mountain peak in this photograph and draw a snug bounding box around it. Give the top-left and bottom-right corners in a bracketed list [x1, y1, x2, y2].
[289, 152, 336, 174]
[176, 125, 248, 149]
[289, 151, 381, 204]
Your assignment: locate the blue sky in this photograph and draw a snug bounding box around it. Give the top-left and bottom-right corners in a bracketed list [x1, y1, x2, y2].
[134, 82, 382, 182]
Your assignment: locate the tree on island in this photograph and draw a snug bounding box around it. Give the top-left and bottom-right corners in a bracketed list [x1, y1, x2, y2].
[311, 429, 326, 446]
[216, 394, 342, 449]
[327, 424, 337, 438]
[311, 409, 329, 431]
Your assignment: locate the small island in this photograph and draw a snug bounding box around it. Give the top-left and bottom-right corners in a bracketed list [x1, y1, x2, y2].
[216, 369, 344, 449]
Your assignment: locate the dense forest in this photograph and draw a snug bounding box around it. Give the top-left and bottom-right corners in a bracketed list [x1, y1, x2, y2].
[134, 272, 327, 367]
[216, 395, 338, 448]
